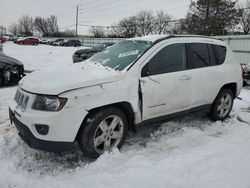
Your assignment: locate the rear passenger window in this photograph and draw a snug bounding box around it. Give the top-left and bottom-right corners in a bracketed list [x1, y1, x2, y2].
[214, 45, 227, 65]
[190, 43, 210, 68]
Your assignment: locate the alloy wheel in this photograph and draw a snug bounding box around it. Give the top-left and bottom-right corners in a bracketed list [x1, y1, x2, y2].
[217, 93, 232, 118]
[93, 115, 124, 154]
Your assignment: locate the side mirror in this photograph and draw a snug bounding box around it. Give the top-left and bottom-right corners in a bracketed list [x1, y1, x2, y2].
[141, 64, 149, 77]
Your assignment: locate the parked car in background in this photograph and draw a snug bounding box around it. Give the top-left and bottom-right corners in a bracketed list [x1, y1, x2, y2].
[242, 63, 250, 86]
[3, 35, 12, 41]
[58, 40, 65, 46]
[39, 39, 48, 44]
[0, 53, 25, 85]
[16, 37, 39, 45]
[43, 39, 52, 45]
[0, 37, 6, 43]
[51, 39, 64, 46]
[73, 42, 115, 63]
[63, 39, 81, 47]
[9, 35, 243, 159]
[48, 38, 58, 45]
[13, 37, 22, 43]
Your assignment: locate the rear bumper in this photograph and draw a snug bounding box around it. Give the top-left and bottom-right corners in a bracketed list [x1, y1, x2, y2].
[9, 108, 74, 152]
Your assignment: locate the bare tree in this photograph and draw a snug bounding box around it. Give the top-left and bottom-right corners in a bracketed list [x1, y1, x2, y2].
[8, 23, 19, 35]
[136, 10, 155, 36]
[47, 15, 59, 35]
[89, 26, 105, 37]
[109, 24, 125, 38]
[109, 10, 173, 37]
[34, 15, 59, 37]
[34, 17, 49, 36]
[117, 16, 137, 37]
[240, 1, 250, 34]
[18, 15, 33, 36]
[154, 11, 172, 34]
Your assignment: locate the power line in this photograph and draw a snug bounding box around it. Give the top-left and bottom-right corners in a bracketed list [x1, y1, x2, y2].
[82, 0, 100, 6]
[84, 0, 144, 14]
[80, 5, 188, 22]
[84, 0, 134, 12]
[57, 10, 76, 19]
[78, 19, 183, 28]
[53, 6, 76, 16]
[59, 24, 75, 30]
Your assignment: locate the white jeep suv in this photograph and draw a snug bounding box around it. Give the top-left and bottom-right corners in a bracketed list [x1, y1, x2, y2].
[9, 35, 243, 158]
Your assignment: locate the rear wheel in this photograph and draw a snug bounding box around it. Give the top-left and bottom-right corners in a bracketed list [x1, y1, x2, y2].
[209, 89, 234, 121]
[78, 107, 128, 159]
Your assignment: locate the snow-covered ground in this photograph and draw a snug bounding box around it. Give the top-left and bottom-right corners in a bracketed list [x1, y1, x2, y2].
[1, 42, 250, 188]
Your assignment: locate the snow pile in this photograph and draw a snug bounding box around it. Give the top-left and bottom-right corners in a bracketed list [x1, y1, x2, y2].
[0, 43, 250, 188]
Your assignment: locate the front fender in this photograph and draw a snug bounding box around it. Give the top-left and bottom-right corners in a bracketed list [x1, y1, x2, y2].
[59, 76, 141, 124]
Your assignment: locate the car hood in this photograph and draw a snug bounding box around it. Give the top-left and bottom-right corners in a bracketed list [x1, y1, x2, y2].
[0, 54, 23, 66]
[19, 63, 123, 95]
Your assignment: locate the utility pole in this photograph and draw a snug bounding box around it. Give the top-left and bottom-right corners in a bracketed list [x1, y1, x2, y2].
[76, 5, 79, 36]
[75, 4, 82, 36]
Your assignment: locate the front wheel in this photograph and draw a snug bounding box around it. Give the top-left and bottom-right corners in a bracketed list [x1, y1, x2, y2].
[78, 107, 128, 159]
[209, 89, 234, 121]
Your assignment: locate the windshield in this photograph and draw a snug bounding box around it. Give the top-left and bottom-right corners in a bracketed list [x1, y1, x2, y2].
[88, 40, 152, 71]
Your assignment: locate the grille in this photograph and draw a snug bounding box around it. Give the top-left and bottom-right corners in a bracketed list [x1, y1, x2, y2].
[14, 89, 29, 112]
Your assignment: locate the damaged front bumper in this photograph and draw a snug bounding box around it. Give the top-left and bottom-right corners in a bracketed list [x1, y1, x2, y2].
[9, 108, 74, 152]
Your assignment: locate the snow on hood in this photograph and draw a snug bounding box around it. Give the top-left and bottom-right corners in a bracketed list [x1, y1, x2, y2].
[19, 63, 123, 95]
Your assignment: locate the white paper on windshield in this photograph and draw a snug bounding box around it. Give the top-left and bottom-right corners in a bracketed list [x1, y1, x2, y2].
[118, 50, 139, 58]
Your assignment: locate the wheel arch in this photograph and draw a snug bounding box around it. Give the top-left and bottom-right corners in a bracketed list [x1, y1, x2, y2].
[75, 101, 136, 141]
[219, 82, 237, 99]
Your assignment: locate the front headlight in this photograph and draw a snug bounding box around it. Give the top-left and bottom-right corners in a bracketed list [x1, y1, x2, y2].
[32, 95, 67, 111]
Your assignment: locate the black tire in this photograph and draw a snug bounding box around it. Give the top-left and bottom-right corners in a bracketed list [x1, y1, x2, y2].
[78, 107, 128, 159]
[209, 89, 234, 121]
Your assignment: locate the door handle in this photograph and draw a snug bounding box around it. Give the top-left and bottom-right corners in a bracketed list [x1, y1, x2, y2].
[180, 75, 192, 80]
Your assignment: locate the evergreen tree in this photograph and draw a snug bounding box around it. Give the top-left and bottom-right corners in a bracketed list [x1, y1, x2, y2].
[181, 0, 242, 35]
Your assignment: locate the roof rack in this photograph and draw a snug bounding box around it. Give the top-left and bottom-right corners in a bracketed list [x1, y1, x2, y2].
[153, 34, 223, 44]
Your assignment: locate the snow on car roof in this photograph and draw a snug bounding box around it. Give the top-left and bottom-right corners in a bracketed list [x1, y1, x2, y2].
[129, 35, 168, 42]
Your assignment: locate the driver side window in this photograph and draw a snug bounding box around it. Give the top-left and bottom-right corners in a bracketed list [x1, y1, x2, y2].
[142, 43, 187, 77]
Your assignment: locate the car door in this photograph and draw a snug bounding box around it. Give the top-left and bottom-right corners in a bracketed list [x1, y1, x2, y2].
[186, 43, 226, 107]
[28, 38, 32, 45]
[23, 38, 28, 45]
[140, 43, 193, 121]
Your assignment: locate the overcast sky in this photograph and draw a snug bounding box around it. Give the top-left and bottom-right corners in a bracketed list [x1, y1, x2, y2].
[0, 0, 247, 35]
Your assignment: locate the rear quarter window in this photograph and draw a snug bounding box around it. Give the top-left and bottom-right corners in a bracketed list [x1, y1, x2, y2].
[189, 43, 210, 69]
[214, 45, 227, 65]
